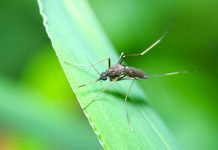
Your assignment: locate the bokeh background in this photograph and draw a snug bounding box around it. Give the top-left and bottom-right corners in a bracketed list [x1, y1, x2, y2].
[0, 0, 217, 150]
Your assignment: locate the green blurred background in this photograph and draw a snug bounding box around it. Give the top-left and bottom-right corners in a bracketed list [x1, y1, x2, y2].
[0, 0, 217, 150]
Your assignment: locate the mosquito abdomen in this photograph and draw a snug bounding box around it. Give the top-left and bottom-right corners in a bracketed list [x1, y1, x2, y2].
[124, 66, 147, 79]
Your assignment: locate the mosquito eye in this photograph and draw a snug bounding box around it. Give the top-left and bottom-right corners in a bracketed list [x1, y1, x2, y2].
[102, 77, 107, 81]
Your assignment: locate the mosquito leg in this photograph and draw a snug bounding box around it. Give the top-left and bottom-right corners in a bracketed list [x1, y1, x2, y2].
[117, 52, 124, 64]
[83, 77, 119, 110]
[64, 57, 111, 68]
[116, 77, 136, 131]
[108, 57, 111, 69]
[78, 78, 100, 88]
[117, 16, 176, 64]
[124, 79, 135, 131]
[65, 57, 111, 78]
[147, 70, 191, 78]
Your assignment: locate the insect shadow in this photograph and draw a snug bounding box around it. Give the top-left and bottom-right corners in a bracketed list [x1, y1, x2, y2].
[105, 90, 147, 105]
[65, 16, 190, 131]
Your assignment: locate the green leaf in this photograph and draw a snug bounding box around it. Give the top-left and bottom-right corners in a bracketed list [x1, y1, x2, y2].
[38, 0, 178, 149]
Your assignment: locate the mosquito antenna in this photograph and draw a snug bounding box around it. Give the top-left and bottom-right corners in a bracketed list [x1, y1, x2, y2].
[147, 70, 191, 78]
[85, 55, 100, 75]
[79, 78, 100, 88]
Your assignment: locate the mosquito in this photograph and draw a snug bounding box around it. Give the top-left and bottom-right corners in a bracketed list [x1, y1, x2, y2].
[65, 16, 189, 130]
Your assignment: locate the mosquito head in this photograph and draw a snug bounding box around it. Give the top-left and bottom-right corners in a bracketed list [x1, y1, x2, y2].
[100, 71, 108, 81]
